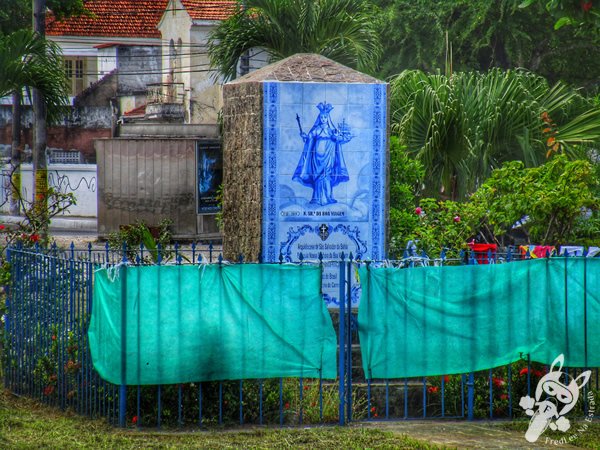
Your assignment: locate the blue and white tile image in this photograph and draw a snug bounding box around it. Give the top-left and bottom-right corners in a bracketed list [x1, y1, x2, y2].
[262, 81, 386, 307]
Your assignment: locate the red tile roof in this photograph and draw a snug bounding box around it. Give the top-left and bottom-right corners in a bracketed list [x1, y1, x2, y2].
[180, 1, 238, 21]
[46, 0, 237, 39]
[46, 0, 169, 39]
[123, 104, 147, 117]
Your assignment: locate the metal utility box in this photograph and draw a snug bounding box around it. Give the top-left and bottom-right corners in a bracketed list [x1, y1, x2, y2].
[95, 138, 221, 240]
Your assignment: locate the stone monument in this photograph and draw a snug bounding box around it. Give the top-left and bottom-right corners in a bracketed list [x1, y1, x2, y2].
[222, 54, 388, 307]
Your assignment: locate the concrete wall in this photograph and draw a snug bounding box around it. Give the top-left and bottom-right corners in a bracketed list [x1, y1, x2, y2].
[96, 138, 220, 239]
[0, 163, 97, 217]
[0, 105, 111, 162]
[117, 45, 162, 96]
[98, 47, 117, 77]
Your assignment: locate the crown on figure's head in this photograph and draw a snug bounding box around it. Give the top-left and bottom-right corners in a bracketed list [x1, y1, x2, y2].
[316, 102, 333, 114]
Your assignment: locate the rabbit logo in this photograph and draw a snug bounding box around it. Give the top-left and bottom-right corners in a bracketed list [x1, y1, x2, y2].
[519, 354, 591, 443]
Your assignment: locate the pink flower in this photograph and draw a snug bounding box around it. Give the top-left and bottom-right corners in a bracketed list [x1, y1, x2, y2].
[415, 207, 423, 216]
[453, 216, 461, 223]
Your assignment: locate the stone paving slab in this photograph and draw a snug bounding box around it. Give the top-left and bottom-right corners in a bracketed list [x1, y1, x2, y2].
[362, 421, 584, 449]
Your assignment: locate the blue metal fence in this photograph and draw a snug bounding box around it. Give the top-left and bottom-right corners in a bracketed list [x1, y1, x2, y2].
[339, 247, 599, 424]
[2, 243, 598, 427]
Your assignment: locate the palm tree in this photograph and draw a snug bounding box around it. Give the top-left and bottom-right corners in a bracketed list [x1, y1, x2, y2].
[0, 29, 68, 217]
[390, 69, 600, 200]
[208, 0, 383, 80]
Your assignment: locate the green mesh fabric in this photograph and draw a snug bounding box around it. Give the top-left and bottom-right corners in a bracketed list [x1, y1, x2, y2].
[89, 264, 337, 385]
[358, 258, 600, 379]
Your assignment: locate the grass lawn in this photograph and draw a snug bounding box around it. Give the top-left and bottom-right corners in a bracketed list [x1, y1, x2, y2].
[0, 390, 443, 449]
[499, 419, 600, 448]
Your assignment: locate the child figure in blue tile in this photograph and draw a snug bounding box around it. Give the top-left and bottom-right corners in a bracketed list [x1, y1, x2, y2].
[293, 102, 352, 206]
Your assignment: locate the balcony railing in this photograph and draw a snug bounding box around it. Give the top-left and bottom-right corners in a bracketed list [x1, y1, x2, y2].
[146, 82, 185, 104]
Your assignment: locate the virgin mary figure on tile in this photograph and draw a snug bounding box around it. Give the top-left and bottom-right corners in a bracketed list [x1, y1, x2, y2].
[292, 102, 353, 206]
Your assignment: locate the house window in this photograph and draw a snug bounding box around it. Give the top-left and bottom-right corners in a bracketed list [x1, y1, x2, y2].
[64, 57, 86, 95]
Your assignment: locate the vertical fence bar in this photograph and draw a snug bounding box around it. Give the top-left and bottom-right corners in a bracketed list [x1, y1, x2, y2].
[346, 255, 353, 422]
[583, 254, 588, 414]
[119, 243, 128, 428]
[198, 383, 203, 426]
[403, 378, 408, 419]
[422, 377, 426, 418]
[488, 369, 493, 419]
[239, 380, 244, 425]
[338, 252, 346, 425]
[4, 246, 11, 390]
[467, 372, 475, 421]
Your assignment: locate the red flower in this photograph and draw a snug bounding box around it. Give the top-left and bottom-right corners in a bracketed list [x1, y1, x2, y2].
[453, 216, 461, 223]
[284, 402, 290, 410]
[373, 413, 378, 418]
[370, 406, 376, 413]
[492, 377, 506, 388]
[30, 234, 40, 243]
[51, 335, 57, 341]
[43, 385, 55, 396]
[132, 415, 139, 425]
[519, 368, 529, 376]
[534, 370, 543, 378]
[311, 402, 317, 407]
[0, 224, 5, 231]
[582, 1, 593, 12]
[303, 385, 309, 391]
[427, 386, 439, 394]
[500, 394, 509, 400]
[415, 207, 423, 216]
[443, 375, 450, 383]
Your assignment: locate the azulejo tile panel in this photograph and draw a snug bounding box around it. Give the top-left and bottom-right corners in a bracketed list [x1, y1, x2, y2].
[262, 81, 387, 307]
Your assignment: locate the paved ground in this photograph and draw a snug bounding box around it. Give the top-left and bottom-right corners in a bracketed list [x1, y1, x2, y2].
[365, 421, 583, 449]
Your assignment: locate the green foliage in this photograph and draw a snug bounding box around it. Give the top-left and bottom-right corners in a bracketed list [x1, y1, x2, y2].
[390, 197, 481, 258]
[0, 0, 88, 35]
[373, 0, 600, 88]
[388, 155, 600, 254]
[390, 69, 600, 199]
[471, 155, 599, 245]
[388, 137, 424, 244]
[107, 219, 173, 263]
[520, 0, 600, 34]
[0, 29, 69, 124]
[208, 0, 383, 80]
[427, 359, 551, 419]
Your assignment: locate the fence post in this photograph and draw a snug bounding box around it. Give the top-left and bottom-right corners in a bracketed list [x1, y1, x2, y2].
[466, 252, 475, 420]
[346, 253, 353, 422]
[467, 372, 475, 420]
[338, 252, 346, 425]
[119, 242, 128, 428]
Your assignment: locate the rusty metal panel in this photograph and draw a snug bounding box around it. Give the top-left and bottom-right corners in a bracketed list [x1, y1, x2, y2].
[96, 138, 199, 238]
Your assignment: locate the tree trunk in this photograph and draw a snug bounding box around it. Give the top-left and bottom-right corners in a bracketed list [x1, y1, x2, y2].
[10, 90, 22, 216]
[32, 0, 49, 233]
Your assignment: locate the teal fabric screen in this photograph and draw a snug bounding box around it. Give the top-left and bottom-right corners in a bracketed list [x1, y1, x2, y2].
[89, 264, 337, 385]
[358, 258, 600, 378]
